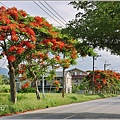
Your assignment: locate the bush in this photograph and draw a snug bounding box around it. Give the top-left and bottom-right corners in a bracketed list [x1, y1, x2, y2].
[0, 85, 10, 93]
[18, 87, 36, 93]
[72, 84, 80, 93]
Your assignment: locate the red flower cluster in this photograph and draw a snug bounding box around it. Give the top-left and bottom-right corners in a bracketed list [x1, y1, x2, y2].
[23, 41, 35, 49]
[32, 52, 48, 60]
[54, 55, 60, 61]
[53, 80, 60, 91]
[8, 46, 25, 54]
[86, 70, 120, 91]
[7, 55, 16, 62]
[21, 82, 30, 89]
[41, 38, 65, 50]
[0, 6, 38, 63]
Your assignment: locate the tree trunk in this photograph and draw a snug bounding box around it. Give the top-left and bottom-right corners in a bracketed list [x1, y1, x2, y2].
[9, 63, 17, 103]
[35, 80, 40, 100]
[62, 68, 65, 98]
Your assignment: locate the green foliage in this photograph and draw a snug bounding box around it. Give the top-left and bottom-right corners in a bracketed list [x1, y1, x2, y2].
[69, 96, 78, 101]
[81, 70, 120, 93]
[18, 87, 36, 93]
[0, 75, 2, 85]
[2, 75, 9, 84]
[0, 85, 10, 93]
[1, 93, 117, 116]
[67, 1, 120, 55]
[72, 84, 80, 93]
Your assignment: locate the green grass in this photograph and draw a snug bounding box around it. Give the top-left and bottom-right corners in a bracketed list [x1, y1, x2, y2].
[0, 92, 118, 116]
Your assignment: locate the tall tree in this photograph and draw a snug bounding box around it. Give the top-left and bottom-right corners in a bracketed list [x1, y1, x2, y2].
[19, 30, 79, 99]
[0, 6, 52, 103]
[66, 1, 120, 55]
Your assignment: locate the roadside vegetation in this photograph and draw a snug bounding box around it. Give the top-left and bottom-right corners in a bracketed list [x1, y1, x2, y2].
[0, 92, 118, 116]
[79, 70, 120, 94]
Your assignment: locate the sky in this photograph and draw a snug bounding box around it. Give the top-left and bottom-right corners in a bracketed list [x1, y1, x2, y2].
[0, 1, 120, 72]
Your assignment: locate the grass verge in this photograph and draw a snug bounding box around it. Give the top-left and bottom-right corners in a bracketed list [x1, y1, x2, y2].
[0, 92, 118, 116]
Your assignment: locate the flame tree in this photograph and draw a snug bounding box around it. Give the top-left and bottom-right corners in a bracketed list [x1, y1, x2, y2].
[0, 6, 95, 103]
[0, 6, 39, 103]
[19, 22, 79, 99]
[0, 6, 78, 102]
[81, 70, 120, 93]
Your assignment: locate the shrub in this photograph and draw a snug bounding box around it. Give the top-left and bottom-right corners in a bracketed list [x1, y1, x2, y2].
[0, 85, 10, 93]
[18, 87, 36, 93]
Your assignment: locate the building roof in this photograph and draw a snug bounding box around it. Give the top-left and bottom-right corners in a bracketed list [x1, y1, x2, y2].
[55, 71, 68, 77]
[45, 71, 69, 78]
[67, 68, 87, 74]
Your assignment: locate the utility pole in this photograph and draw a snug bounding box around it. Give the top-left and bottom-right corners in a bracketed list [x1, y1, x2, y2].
[92, 55, 101, 94]
[62, 53, 65, 98]
[92, 56, 95, 95]
[104, 61, 111, 70]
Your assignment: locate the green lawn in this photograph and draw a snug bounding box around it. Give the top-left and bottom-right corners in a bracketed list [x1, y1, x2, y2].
[0, 92, 118, 116]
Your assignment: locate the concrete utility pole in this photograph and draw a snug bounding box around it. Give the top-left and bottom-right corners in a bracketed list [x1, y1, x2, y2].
[92, 55, 101, 94]
[92, 56, 95, 95]
[62, 53, 65, 98]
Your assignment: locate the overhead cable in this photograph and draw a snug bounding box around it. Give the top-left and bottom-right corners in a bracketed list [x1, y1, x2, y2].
[0, 59, 6, 68]
[0, 2, 8, 8]
[44, 1, 67, 24]
[39, 1, 66, 26]
[33, 1, 65, 27]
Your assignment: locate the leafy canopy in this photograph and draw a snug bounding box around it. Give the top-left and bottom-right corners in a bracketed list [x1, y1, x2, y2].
[67, 1, 120, 55]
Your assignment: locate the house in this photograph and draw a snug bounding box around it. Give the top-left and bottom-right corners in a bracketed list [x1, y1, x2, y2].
[38, 71, 72, 93]
[15, 68, 87, 93]
[67, 68, 87, 86]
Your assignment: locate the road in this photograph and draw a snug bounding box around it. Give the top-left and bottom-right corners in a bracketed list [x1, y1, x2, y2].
[1, 96, 120, 119]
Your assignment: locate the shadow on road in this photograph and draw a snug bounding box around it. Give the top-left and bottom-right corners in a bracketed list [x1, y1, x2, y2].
[5, 112, 120, 119]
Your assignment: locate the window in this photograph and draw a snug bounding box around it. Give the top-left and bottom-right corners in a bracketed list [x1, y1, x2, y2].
[80, 72, 83, 75]
[76, 80, 79, 82]
[73, 71, 77, 75]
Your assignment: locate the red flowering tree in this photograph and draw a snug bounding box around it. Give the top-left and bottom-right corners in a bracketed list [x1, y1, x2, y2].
[19, 24, 79, 99]
[16, 12, 95, 100]
[0, 6, 43, 103]
[82, 70, 120, 93]
[0, 6, 95, 102]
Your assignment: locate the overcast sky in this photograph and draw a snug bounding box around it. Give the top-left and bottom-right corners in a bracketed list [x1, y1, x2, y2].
[0, 1, 120, 72]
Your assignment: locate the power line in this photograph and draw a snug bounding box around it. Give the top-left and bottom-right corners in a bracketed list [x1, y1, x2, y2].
[76, 61, 90, 69]
[83, 58, 92, 67]
[0, 59, 6, 68]
[44, 1, 67, 24]
[0, 2, 8, 8]
[33, 1, 65, 27]
[39, 1, 66, 26]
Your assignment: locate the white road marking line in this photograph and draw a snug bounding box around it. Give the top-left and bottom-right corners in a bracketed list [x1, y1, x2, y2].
[64, 114, 76, 119]
[88, 108, 96, 111]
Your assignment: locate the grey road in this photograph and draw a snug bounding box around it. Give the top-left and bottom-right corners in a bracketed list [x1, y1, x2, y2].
[1, 96, 120, 119]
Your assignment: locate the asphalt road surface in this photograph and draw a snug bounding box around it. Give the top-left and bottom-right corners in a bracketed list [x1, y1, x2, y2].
[1, 96, 120, 119]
